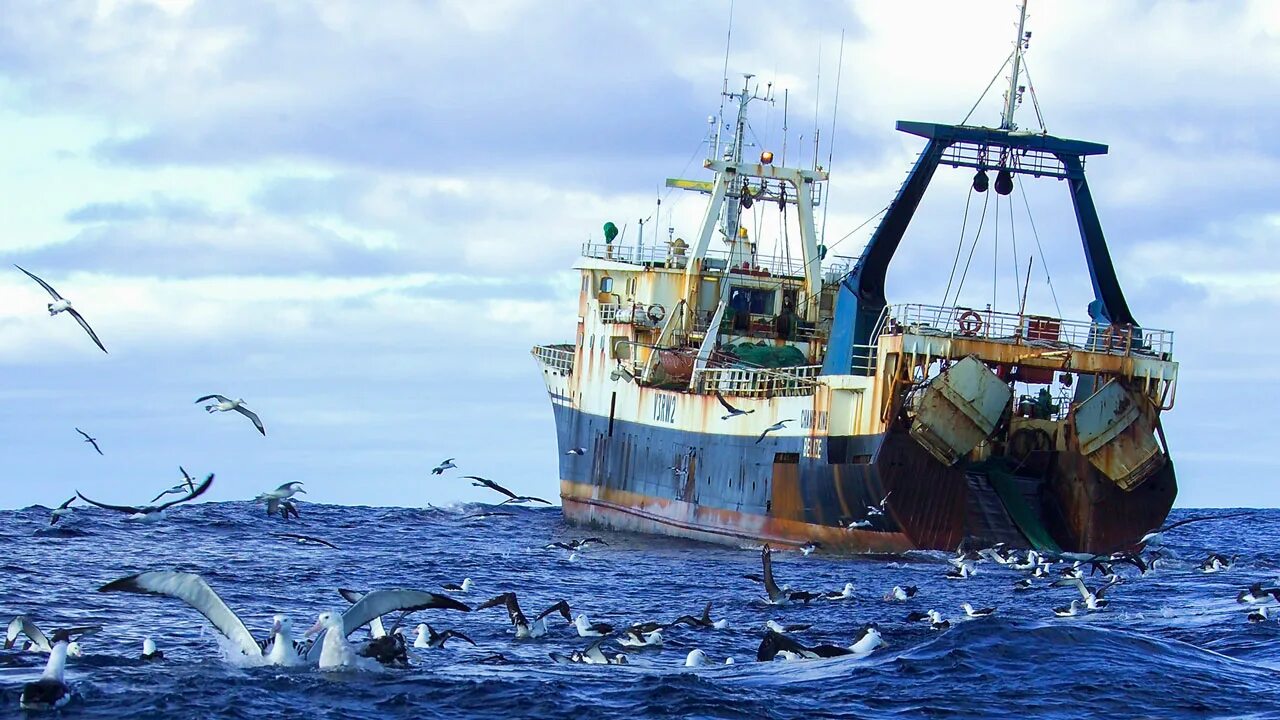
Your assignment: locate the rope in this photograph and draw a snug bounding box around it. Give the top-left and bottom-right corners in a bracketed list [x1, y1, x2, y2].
[949, 190, 990, 308]
[961, 49, 1015, 126]
[1015, 175, 1062, 317]
[1019, 58, 1047, 134]
[1009, 187, 1021, 308]
[941, 187, 975, 307]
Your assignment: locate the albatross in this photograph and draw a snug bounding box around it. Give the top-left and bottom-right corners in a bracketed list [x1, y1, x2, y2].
[75, 428, 103, 455]
[150, 467, 198, 503]
[431, 458, 456, 475]
[17, 627, 97, 711]
[77, 473, 213, 523]
[256, 481, 306, 516]
[755, 419, 796, 444]
[14, 265, 108, 353]
[462, 476, 551, 505]
[196, 395, 266, 436]
[476, 593, 571, 639]
[49, 496, 77, 526]
[413, 623, 476, 649]
[715, 390, 754, 420]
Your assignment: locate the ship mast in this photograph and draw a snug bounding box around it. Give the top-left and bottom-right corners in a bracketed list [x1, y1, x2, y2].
[1000, 0, 1029, 131]
[722, 73, 765, 244]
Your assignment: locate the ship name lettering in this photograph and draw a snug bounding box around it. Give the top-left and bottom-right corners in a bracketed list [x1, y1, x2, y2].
[801, 410, 828, 431]
[653, 394, 677, 424]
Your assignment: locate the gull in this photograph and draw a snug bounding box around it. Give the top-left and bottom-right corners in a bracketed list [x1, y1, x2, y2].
[715, 390, 754, 420]
[476, 593, 572, 639]
[442, 578, 474, 593]
[151, 467, 198, 503]
[256, 481, 306, 516]
[14, 264, 108, 353]
[275, 533, 338, 549]
[431, 458, 456, 475]
[49, 496, 77, 526]
[884, 585, 919, 602]
[195, 395, 266, 436]
[962, 603, 996, 618]
[77, 473, 213, 523]
[17, 627, 97, 711]
[574, 613, 614, 637]
[74, 428, 103, 455]
[755, 419, 796, 444]
[462, 476, 551, 505]
[1138, 512, 1252, 549]
[669, 601, 730, 630]
[565, 447, 587, 456]
[413, 623, 476, 649]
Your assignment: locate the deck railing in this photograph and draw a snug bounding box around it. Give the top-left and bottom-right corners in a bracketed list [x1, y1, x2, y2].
[694, 364, 822, 398]
[531, 344, 575, 374]
[881, 303, 1174, 358]
[581, 242, 811, 278]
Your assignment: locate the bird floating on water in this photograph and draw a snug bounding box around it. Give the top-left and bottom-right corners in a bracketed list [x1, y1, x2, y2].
[196, 395, 266, 435]
[414, 623, 476, 649]
[14, 264, 108, 353]
[275, 532, 338, 549]
[442, 578, 474, 593]
[574, 613, 614, 638]
[140, 637, 164, 661]
[18, 627, 97, 711]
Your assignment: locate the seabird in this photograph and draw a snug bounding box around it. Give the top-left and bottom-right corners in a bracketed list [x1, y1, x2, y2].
[618, 628, 663, 648]
[715, 391, 754, 420]
[1199, 553, 1237, 574]
[944, 563, 974, 580]
[926, 610, 950, 630]
[821, 583, 855, 601]
[77, 473, 213, 523]
[17, 627, 97, 711]
[195, 395, 266, 436]
[431, 458, 457, 475]
[1052, 577, 1118, 610]
[462, 476, 551, 506]
[962, 603, 996, 618]
[498, 495, 554, 506]
[1053, 600, 1080, 618]
[884, 585, 919, 602]
[275, 498, 301, 521]
[337, 589, 389, 640]
[141, 637, 164, 661]
[300, 590, 471, 669]
[6, 615, 52, 653]
[756, 630, 855, 661]
[263, 615, 305, 666]
[275, 532, 338, 549]
[848, 625, 888, 655]
[669, 601, 730, 630]
[462, 511, 516, 521]
[476, 593, 571, 639]
[905, 611, 930, 623]
[1013, 578, 1034, 591]
[14, 264, 108, 353]
[755, 419, 796, 444]
[545, 538, 608, 552]
[442, 578, 474, 593]
[565, 447, 587, 455]
[1247, 606, 1271, 623]
[549, 638, 628, 665]
[574, 613, 614, 638]
[800, 542, 820, 556]
[759, 544, 813, 605]
[413, 623, 476, 649]
[150, 467, 198, 503]
[764, 620, 811, 634]
[256, 481, 306, 517]
[846, 519, 874, 529]
[49, 496, 77, 526]
[1238, 583, 1280, 604]
[74, 428, 103, 455]
[1138, 512, 1252, 549]
[866, 491, 892, 517]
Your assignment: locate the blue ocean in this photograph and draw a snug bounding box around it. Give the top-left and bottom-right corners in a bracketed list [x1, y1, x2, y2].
[2, 503, 1279, 719]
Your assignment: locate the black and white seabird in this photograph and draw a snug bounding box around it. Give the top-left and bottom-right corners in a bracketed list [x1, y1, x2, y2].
[821, 583, 855, 601]
[275, 532, 338, 549]
[1238, 583, 1280, 604]
[574, 613, 614, 637]
[545, 538, 608, 552]
[668, 601, 729, 630]
[1199, 553, 1238, 574]
[1052, 577, 1117, 610]
[756, 630, 855, 661]
[414, 623, 476, 649]
[715, 390, 754, 420]
[49, 496, 77, 526]
[476, 593, 571, 639]
[1247, 606, 1271, 623]
[275, 498, 301, 521]
[308, 589, 472, 669]
[431, 458, 457, 475]
[14, 264, 108, 353]
[1013, 578, 1034, 591]
[196, 395, 266, 435]
[884, 585, 919, 602]
[549, 638, 628, 665]
[442, 578, 475, 593]
[800, 541, 820, 556]
[256, 481, 306, 516]
[150, 467, 198, 503]
[962, 603, 996, 618]
[565, 447, 587, 455]
[926, 610, 950, 630]
[1138, 512, 1252, 549]
[18, 627, 96, 711]
[6, 615, 52, 653]
[684, 648, 734, 666]
[759, 544, 814, 605]
[74, 428, 103, 455]
[764, 620, 811, 634]
[1053, 600, 1080, 617]
[866, 491, 892, 517]
[462, 476, 551, 505]
[755, 419, 796, 444]
[618, 627, 664, 648]
[77, 473, 213, 524]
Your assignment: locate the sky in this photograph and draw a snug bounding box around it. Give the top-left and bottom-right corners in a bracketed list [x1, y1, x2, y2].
[1, 1, 1277, 510]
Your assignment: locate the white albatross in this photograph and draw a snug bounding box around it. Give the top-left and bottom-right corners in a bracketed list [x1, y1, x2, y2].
[196, 395, 266, 436]
[17, 627, 97, 711]
[14, 264, 108, 353]
[256, 481, 306, 517]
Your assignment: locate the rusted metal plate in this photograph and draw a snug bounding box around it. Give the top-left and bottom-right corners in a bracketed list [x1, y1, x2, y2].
[1070, 380, 1164, 490]
[909, 355, 1012, 466]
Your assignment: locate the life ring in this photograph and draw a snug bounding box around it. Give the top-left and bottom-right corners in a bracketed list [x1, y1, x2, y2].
[647, 304, 666, 323]
[957, 310, 983, 337]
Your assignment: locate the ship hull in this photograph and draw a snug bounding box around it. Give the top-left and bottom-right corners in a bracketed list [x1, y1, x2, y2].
[552, 402, 1175, 554]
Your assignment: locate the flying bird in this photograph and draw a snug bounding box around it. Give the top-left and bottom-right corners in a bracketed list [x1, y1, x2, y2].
[49, 496, 77, 526]
[715, 390, 754, 420]
[74, 428, 103, 455]
[14, 265, 108, 353]
[196, 395, 266, 436]
[414, 623, 476, 649]
[1137, 512, 1252, 549]
[431, 458, 456, 475]
[77, 473, 214, 523]
[275, 533, 338, 550]
[476, 593, 572, 640]
[256, 481, 306, 516]
[565, 447, 587, 456]
[151, 467, 198, 503]
[755, 419, 796, 444]
[463, 476, 551, 505]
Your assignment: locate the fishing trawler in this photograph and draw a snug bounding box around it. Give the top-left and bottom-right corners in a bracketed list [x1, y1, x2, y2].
[532, 7, 1177, 554]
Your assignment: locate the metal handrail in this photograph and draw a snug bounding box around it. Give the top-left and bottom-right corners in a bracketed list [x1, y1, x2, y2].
[531, 344, 575, 374]
[581, 242, 812, 279]
[695, 364, 821, 398]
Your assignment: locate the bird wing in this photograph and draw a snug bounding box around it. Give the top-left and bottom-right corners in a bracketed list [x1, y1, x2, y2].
[75, 428, 91, 441]
[57, 495, 76, 510]
[440, 630, 477, 647]
[66, 308, 107, 353]
[76, 491, 144, 515]
[757, 630, 812, 661]
[537, 600, 573, 623]
[266, 497, 281, 515]
[180, 467, 196, 490]
[14, 265, 62, 300]
[340, 590, 471, 638]
[98, 571, 259, 656]
[518, 496, 553, 505]
[277, 533, 337, 549]
[89, 438, 103, 455]
[149, 487, 178, 503]
[582, 638, 610, 664]
[234, 405, 266, 436]
[154, 473, 214, 512]
[5, 615, 50, 651]
[755, 427, 772, 444]
[195, 395, 231, 404]
[714, 391, 739, 414]
[1051, 576, 1090, 600]
[463, 476, 518, 500]
[1159, 511, 1253, 533]
[761, 545, 785, 601]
